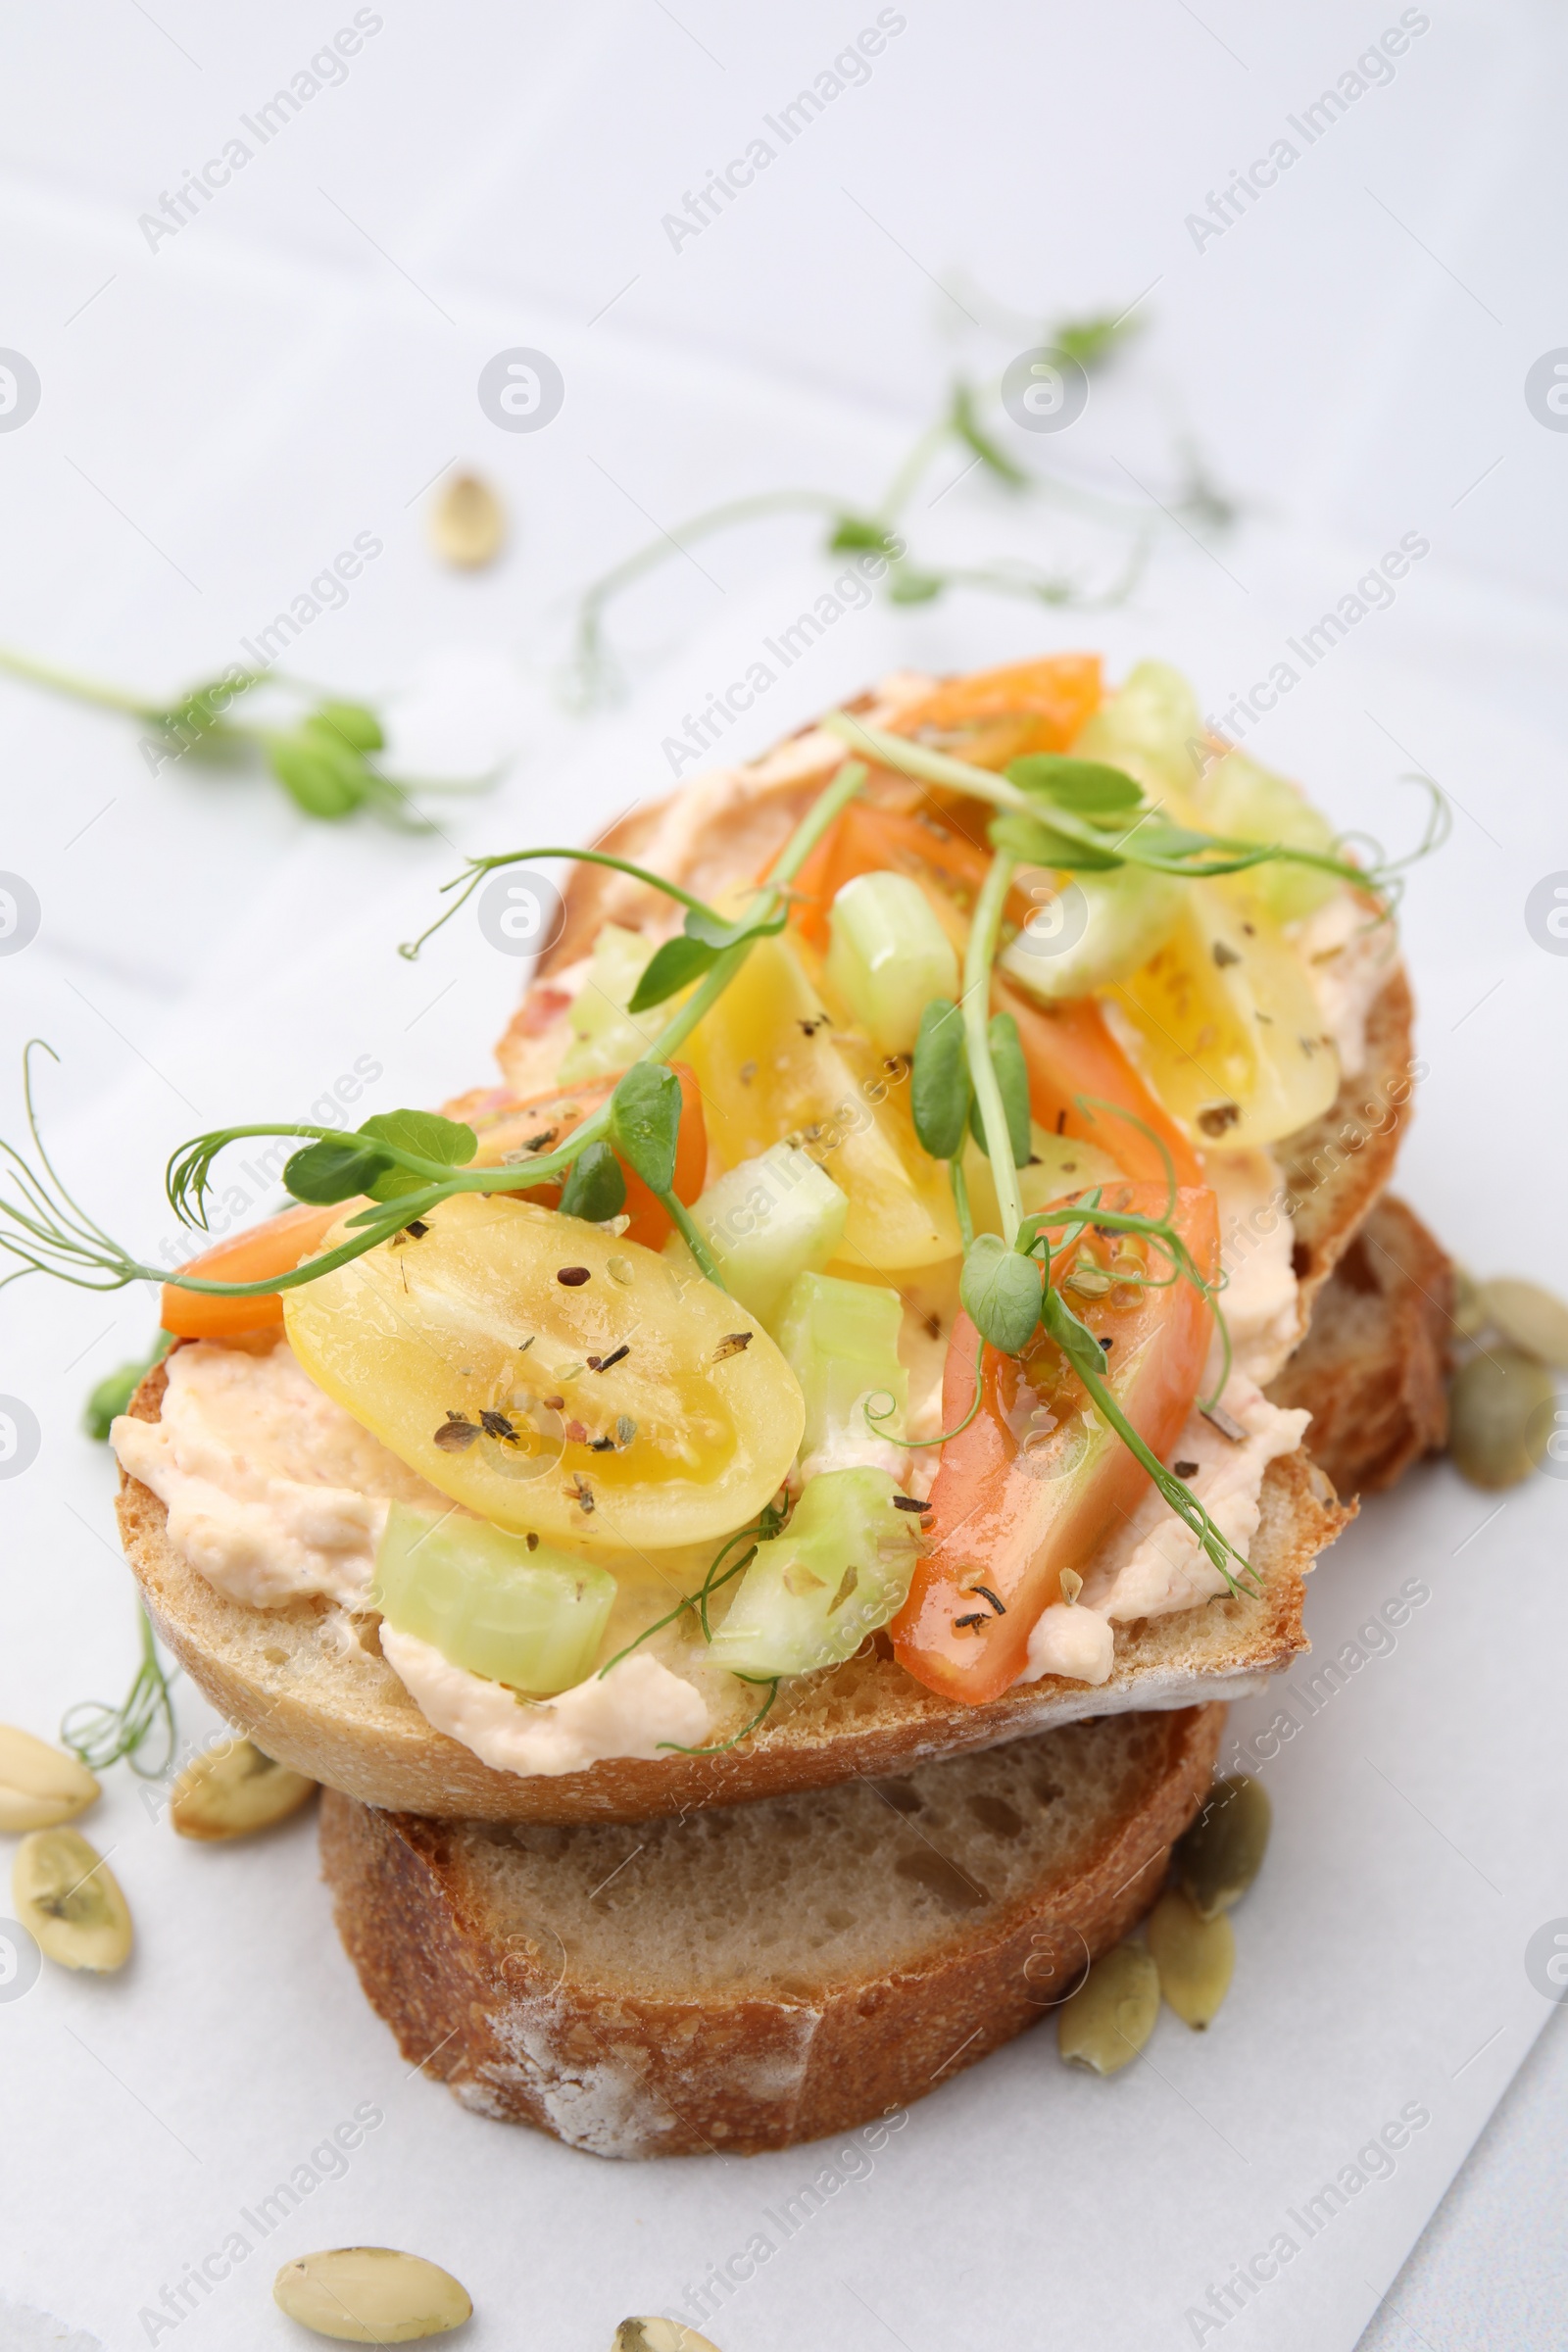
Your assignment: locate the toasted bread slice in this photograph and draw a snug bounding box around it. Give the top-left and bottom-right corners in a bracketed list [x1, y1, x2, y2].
[1269, 1194, 1452, 1497]
[318, 1701, 1225, 2156]
[116, 1362, 1342, 1822]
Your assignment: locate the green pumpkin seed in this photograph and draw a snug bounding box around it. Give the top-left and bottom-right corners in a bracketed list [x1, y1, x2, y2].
[1177, 1775, 1271, 1919]
[1056, 1941, 1159, 2076]
[13, 1829, 131, 1972]
[272, 2248, 471, 2342]
[171, 1740, 316, 1841]
[613, 2325, 723, 2352]
[0, 1726, 99, 1833]
[1448, 1348, 1556, 1490]
[1147, 1886, 1235, 2028]
[1478, 1278, 1568, 1372]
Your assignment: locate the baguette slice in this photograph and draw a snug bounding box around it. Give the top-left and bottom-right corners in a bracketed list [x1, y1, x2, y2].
[118, 1365, 1342, 1823]
[318, 1701, 1225, 2157]
[1268, 1194, 1453, 1497]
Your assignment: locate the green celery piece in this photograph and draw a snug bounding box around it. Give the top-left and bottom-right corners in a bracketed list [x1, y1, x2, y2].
[558, 923, 659, 1084]
[1070, 659, 1204, 801]
[372, 1503, 614, 1695]
[678, 1145, 848, 1329]
[708, 1467, 920, 1677]
[1194, 747, 1341, 921]
[775, 1269, 907, 1453]
[824, 870, 959, 1054]
[999, 864, 1185, 1002]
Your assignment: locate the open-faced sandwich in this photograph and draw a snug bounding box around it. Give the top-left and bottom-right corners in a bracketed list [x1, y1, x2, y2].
[11, 653, 1446, 2151]
[108, 655, 1426, 1814]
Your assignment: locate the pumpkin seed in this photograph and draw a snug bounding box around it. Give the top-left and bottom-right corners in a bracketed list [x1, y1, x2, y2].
[1450, 1264, 1490, 1342]
[1055, 1941, 1159, 2076]
[13, 1829, 131, 1972]
[0, 1726, 99, 1833]
[272, 2248, 471, 2342]
[171, 1740, 316, 1841]
[613, 2326, 722, 2352]
[1448, 1348, 1556, 1490]
[428, 472, 505, 569]
[1177, 1775, 1271, 1919]
[1147, 1886, 1235, 2028]
[1479, 1277, 1568, 1372]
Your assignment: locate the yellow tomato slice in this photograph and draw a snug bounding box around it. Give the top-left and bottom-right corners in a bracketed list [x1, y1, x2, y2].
[283, 1195, 804, 1550]
[681, 934, 960, 1272]
[1106, 879, 1341, 1147]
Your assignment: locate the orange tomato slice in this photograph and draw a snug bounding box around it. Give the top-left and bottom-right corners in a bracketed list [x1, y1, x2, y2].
[465, 1062, 708, 1250]
[892, 1181, 1219, 1705]
[891, 654, 1102, 746]
[1000, 981, 1202, 1188]
[161, 1201, 346, 1338]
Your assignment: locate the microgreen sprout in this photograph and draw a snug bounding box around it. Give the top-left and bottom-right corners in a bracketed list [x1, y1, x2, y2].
[0, 648, 489, 829]
[61, 1605, 177, 1777]
[561, 301, 1219, 708]
[0, 766, 870, 1314]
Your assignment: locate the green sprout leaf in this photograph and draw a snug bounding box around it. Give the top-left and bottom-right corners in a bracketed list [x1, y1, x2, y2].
[284, 1109, 476, 1206]
[886, 565, 946, 606]
[358, 1110, 477, 1201]
[283, 1133, 393, 1204]
[1007, 754, 1144, 814]
[558, 1140, 628, 1224]
[311, 700, 384, 754]
[83, 1332, 172, 1441]
[948, 379, 1029, 488]
[989, 808, 1124, 873]
[827, 514, 895, 552]
[609, 1061, 683, 1197]
[960, 1234, 1042, 1355]
[967, 1011, 1031, 1167]
[911, 997, 970, 1161]
[267, 730, 368, 819]
[627, 933, 719, 1013]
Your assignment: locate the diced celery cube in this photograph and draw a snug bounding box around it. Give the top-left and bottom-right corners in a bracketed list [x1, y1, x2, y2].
[775, 1269, 907, 1453]
[679, 1145, 848, 1328]
[1196, 747, 1341, 922]
[1001, 865, 1184, 1002]
[558, 924, 657, 1084]
[709, 1467, 921, 1677]
[372, 1503, 614, 1694]
[1071, 659, 1203, 800]
[825, 871, 960, 1054]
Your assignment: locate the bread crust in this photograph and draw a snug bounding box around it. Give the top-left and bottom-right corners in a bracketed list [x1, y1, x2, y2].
[318, 1702, 1226, 2156]
[116, 1365, 1343, 1822]
[1268, 1193, 1452, 1497]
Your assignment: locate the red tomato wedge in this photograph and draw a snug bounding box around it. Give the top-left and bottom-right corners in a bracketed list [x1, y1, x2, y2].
[162, 1201, 346, 1338]
[1000, 981, 1202, 1188]
[463, 1063, 708, 1251]
[892, 1182, 1219, 1706]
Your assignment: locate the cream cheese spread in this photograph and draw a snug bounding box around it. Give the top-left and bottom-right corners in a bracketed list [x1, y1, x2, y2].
[377, 1628, 710, 1778]
[111, 1340, 447, 1610]
[1294, 889, 1398, 1079]
[1200, 1146, 1300, 1385]
[1015, 1370, 1308, 1689]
